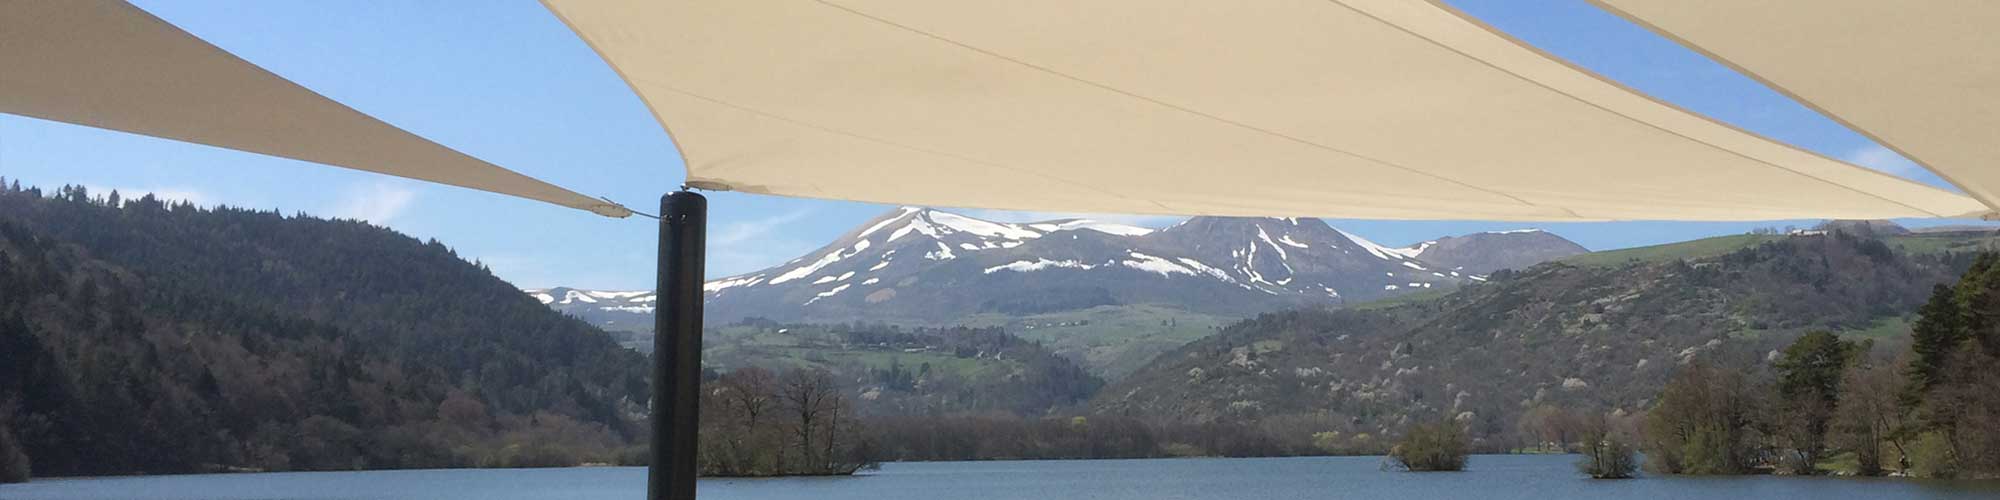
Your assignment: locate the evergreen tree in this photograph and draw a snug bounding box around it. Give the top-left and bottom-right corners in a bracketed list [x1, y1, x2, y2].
[1953, 252, 2000, 356]
[0, 186, 651, 476]
[1773, 331, 1859, 473]
[1905, 284, 1966, 404]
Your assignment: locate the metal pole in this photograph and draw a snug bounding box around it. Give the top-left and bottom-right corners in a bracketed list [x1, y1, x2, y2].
[650, 190, 705, 500]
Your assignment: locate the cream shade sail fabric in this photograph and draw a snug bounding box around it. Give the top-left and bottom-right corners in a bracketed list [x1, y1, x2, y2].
[1591, 0, 2000, 218]
[543, 0, 1988, 222]
[0, 1, 631, 218]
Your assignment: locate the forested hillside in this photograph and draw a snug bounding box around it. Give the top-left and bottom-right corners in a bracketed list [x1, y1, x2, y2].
[0, 184, 650, 477]
[1094, 232, 1989, 452]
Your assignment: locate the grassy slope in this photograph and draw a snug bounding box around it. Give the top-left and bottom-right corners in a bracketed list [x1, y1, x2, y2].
[1837, 315, 1913, 341]
[1345, 288, 1452, 311]
[620, 303, 1237, 381]
[704, 325, 1001, 379]
[1882, 231, 2000, 254]
[1564, 231, 2000, 269]
[1563, 234, 1784, 268]
[958, 304, 1234, 380]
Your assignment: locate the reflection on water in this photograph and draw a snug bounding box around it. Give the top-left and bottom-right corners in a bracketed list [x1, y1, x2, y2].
[4, 455, 1997, 500]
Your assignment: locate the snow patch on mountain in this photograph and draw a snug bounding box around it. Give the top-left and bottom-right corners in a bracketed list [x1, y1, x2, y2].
[928, 211, 1043, 240]
[986, 259, 1100, 274]
[925, 242, 956, 260]
[804, 284, 852, 305]
[1176, 257, 1236, 282]
[1121, 252, 1195, 277]
[705, 275, 764, 293]
[1335, 228, 1421, 262]
[1397, 240, 1437, 258]
[1256, 226, 1290, 261]
[772, 249, 850, 285]
[856, 208, 917, 239]
[561, 290, 597, 304]
[1030, 219, 1156, 237]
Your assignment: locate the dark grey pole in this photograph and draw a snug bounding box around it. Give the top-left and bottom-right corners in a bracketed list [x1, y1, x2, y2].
[650, 190, 705, 500]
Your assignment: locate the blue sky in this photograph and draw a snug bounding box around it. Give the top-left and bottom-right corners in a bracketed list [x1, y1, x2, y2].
[0, 1, 1988, 290]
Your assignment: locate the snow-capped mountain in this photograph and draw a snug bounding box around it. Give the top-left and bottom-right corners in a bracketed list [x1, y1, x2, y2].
[1391, 229, 1590, 275]
[531, 207, 1590, 328]
[524, 287, 656, 330]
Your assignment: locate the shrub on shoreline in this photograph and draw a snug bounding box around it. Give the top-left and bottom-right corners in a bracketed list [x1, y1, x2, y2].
[1575, 411, 1639, 479]
[1577, 437, 1638, 479]
[1389, 420, 1468, 472]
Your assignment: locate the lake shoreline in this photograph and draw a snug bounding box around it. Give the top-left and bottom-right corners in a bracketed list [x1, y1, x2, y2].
[12, 454, 2000, 486]
[6, 455, 1998, 500]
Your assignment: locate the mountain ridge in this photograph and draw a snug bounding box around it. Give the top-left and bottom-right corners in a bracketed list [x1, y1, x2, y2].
[1393, 229, 1591, 275]
[538, 207, 1587, 329]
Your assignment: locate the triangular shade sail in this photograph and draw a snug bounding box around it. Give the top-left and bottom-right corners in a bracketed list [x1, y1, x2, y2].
[543, 0, 1988, 222]
[0, 1, 630, 218]
[1590, 0, 2000, 218]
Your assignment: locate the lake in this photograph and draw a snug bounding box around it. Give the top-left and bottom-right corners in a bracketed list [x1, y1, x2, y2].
[4, 455, 1997, 500]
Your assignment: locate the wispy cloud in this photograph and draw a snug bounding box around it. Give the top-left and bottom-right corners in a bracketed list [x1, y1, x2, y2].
[962, 209, 1183, 228]
[1843, 144, 1924, 177]
[327, 180, 417, 224]
[712, 208, 812, 246]
[708, 209, 817, 276]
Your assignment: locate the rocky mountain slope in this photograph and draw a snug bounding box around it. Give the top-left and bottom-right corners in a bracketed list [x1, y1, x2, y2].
[1392, 229, 1589, 275]
[541, 208, 1588, 328]
[701, 208, 1473, 323]
[1090, 232, 1986, 449]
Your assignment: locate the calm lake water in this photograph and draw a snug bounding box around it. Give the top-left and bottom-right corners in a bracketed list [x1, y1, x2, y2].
[5, 455, 1998, 500]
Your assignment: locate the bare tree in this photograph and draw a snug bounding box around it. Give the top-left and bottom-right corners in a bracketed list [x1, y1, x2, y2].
[779, 369, 840, 472]
[1518, 405, 1582, 453]
[696, 367, 877, 476]
[1835, 362, 1909, 476]
[1576, 411, 1639, 479]
[702, 367, 779, 475]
